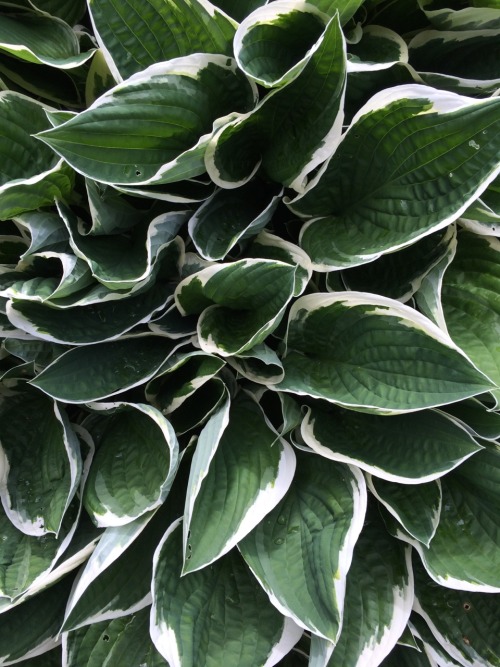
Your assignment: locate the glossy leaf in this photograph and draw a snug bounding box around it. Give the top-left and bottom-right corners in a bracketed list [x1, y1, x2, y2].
[277, 292, 492, 414]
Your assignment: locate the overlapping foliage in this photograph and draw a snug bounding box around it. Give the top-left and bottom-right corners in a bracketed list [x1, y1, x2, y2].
[0, 0, 499, 665]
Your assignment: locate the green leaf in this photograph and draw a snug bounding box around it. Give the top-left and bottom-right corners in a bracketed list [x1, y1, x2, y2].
[13, 211, 68, 258]
[30, 0, 87, 24]
[347, 25, 409, 70]
[228, 344, 284, 385]
[409, 29, 500, 95]
[6, 282, 174, 345]
[30, 336, 176, 403]
[305, 0, 364, 25]
[418, 0, 500, 30]
[398, 448, 500, 591]
[442, 231, 500, 405]
[89, 0, 236, 81]
[277, 292, 493, 414]
[301, 402, 481, 483]
[234, 1, 328, 88]
[0, 499, 80, 599]
[414, 224, 457, 333]
[413, 561, 500, 666]
[151, 519, 302, 667]
[380, 643, 435, 667]
[367, 476, 442, 547]
[341, 226, 455, 302]
[36, 55, 257, 187]
[0, 385, 81, 535]
[63, 607, 168, 667]
[59, 201, 186, 290]
[440, 397, 500, 441]
[0, 12, 95, 69]
[183, 391, 296, 573]
[206, 11, 346, 190]
[290, 86, 500, 269]
[0, 91, 74, 220]
[0, 574, 73, 665]
[145, 350, 225, 415]
[239, 451, 366, 641]
[211, 0, 266, 22]
[188, 180, 282, 261]
[175, 259, 296, 356]
[326, 508, 413, 667]
[83, 402, 178, 527]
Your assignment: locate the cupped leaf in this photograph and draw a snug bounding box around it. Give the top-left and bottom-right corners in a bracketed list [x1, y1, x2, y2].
[301, 401, 481, 483]
[0, 385, 81, 535]
[83, 402, 178, 527]
[398, 448, 500, 592]
[30, 335, 177, 403]
[367, 476, 442, 547]
[58, 202, 186, 290]
[0, 574, 73, 665]
[63, 607, 168, 667]
[188, 180, 282, 261]
[441, 231, 500, 405]
[175, 259, 296, 356]
[228, 344, 284, 385]
[347, 25, 409, 71]
[440, 397, 500, 441]
[234, 1, 328, 88]
[326, 507, 413, 667]
[89, 0, 236, 81]
[35, 55, 257, 187]
[289, 85, 500, 269]
[0, 91, 73, 220]
[0, 11, 95, 69]
[183, 391, 296, 573]
[152, 519, 303, 667]
[239, 451, 367, 642]
[206, 11, 346, 190]
[13, 211, 68, 258]
[277, 292, 493, 414]
[413, 561, 500, 667]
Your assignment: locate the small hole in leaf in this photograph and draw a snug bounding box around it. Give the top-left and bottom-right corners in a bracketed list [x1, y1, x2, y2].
[135, 170, 142, 176]
[463, 602, 472, 611]
[103, 634, 110, 642]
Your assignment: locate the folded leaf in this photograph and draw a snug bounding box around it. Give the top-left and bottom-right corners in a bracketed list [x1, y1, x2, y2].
[152, 519, 302, 667]
[326, 508, 414, 667]
[175, 259, 296, 356]
[277, 292, 493, 414]
[239, 451, 366, 641]
[441, 231, 500, 405]
[183, 391, 296, 573]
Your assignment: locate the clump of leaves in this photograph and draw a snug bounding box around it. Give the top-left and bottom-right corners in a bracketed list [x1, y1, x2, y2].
[0, 0, 499, 665]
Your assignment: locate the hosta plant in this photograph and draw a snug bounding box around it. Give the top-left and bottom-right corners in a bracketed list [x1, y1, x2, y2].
[0, 0, 499, 665]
